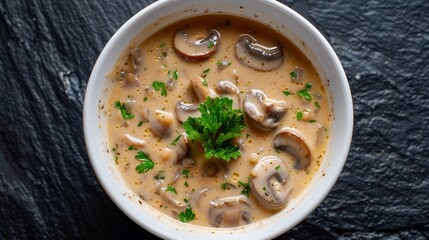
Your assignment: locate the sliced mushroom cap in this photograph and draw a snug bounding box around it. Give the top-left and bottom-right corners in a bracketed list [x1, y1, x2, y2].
[216, 80, 241, 109]
[131, 46, 143, 72]
[123, 72, 139, 87]
[123, 134, 146, 148]
[174, 133, 195, 167]
[273, 127, 311, 169]
[243, 89, 287, 130]
[175, 100, 201, 123]
[208, 196, 252, 228]
[235, 34, 283, 71]
[151, 110, 175, 138]
[250, 156, 290, 209]
[173, 29, 220, 62]
[190, 76, 218, 102]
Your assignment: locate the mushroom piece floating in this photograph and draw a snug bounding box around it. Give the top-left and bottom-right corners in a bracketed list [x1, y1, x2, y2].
[250, 156, 290, 209]
[190, 76, 218, 102]
[122, 134, 146, 148]
[175, 101, 201, 123]
[173, 133, 195, 168]
[151, 110, 175, 138]
[173, 29, 220, 62]
[160, 187, 188, 208]
[243, 89, 287, 130]
[273, 127, 312, 169]
[215, 80, 241, 109]
[235, 34, 283, 71]
[208, 196, 252, 228]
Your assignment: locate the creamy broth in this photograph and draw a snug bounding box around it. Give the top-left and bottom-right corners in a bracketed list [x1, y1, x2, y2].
[106, 15, 330, 227]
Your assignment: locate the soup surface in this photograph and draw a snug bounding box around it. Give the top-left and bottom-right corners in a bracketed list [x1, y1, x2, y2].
[106, 14, 330, 227]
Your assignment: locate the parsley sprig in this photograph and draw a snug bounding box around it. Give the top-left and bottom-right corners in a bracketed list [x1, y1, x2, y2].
[182, 97, 246, 162]
[135, 151, 154, 173]
[115, 101, 135, 120]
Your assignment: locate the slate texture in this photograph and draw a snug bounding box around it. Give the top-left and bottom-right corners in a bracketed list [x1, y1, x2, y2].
[0, 0, 428, 239]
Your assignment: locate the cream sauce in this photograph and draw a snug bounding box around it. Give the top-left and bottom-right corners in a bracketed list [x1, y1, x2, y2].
[106, 15, 330, 227]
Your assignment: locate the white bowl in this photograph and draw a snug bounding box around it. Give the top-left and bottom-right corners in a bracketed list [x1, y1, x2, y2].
[83, 0, 353, 239]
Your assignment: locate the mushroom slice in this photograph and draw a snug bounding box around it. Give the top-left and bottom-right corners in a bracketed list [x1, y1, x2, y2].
[243, 89, 287, 130]
[208, 196, 252, 228]
[190, 76, 218, 102]
[123, 134, 146, 148]
[173, 29, 220, 62]
[160, 187, 187, 209]
[175, 101, 201, 123]
[250, 156, 290, 209]
[235, 34, 283, 71]
[216, 80, 241, 109]
[174, 133, 195, 167]
[273, 127, 311, 169]
[151, 110, 175, 138]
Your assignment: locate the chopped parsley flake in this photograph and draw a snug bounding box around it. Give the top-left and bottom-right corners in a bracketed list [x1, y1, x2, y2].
[314, 101, 321, 109]
[170, 69, 179, 81]
[283, 90, 292, 96]
[221, 182, 228, 190]
[201, 78, 208, 87]
[178, 207, 195, 223]
[207, 39, 215, 48]
[290, 70, 297, 78]
[184, 181, 189, 187]
[143, 96, 148, 102]
[297, 111, 303, 121]
[275, 165, 280, 171]
[309, 120, 317, 123]
[297, 83, 312, 101]
[166, 185, 177, 194]
[152, 81, 167, 96]
[114, 101, 135, 120]
[201, 68, 210, 78]
[137, 121, 143, 127]
[182, 169, 189, 177]
[238, 177, 251, 197]
[171, 134, 182, 146]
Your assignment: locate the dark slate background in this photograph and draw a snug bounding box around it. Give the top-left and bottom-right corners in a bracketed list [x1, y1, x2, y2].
[1, 0, 428, 239]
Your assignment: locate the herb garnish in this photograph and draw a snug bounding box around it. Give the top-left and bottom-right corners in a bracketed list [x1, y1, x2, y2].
[309, 120, 317, 123]
[143, 96, 148, 102]
[201, 68, 210, 78]
[171, 134, 182, 146]
[275, 165, 280, 171]
[166, 185, 177, 194]
[115, 101, 135, 120]
[184, 181, 189, 187]
[182, 169, 189, 177]
[137, 121, 143, 127]
[314, 101, 321, 109]
[170, 69, 178, 81]
[238, 177, 251, 197]
[297, 83, 312, 101]
[152, 81, 167, 96]
[178, 207, 195, 223]
[283, 90, 292, 96]
[290, 70, 297, 79]
[207, 39, 215, 48]
[183, 97, 246, 162]
[221, 182, 228, 190]
[201, 78, 208, 87]
[297, 111, 303, 121]
[135, 151, 154, 173]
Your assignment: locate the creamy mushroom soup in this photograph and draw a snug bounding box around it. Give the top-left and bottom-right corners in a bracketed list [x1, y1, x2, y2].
[106, 15, 330, 227]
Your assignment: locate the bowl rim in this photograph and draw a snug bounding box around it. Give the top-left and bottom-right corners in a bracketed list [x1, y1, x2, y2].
[83, 0, 353, 239]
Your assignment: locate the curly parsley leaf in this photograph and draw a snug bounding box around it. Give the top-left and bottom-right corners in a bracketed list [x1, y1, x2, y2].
[166, 185, 177, 194]
[152, 81, 167, 96]
[135, 151, 154, 173]
[182, 97, 246, 162]
[178, 207, 195, 223]
[115, 101, 135, 120]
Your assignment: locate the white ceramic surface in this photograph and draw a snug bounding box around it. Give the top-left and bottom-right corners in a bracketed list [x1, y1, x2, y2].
[83, 0, 353, 239]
